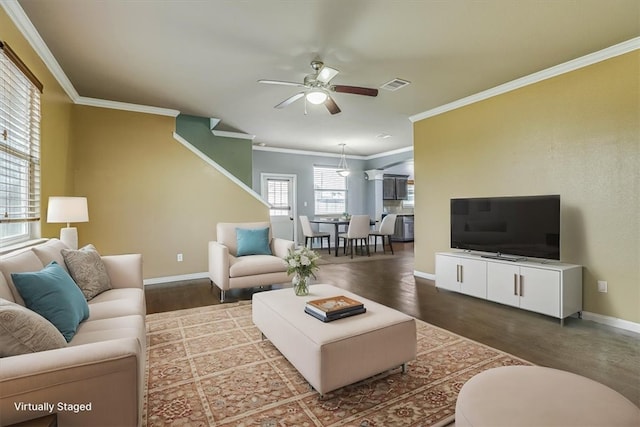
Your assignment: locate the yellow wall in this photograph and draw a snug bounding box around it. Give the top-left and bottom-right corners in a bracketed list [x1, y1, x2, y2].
[414, 51, 639, 323]
[1, 8, 74, 238]
[71, 105, 269, 279]
[3, 8, 269, 279]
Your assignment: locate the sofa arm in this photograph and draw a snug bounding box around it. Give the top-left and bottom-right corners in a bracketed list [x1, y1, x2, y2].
[208, 241, 230, 291]
[102, 254, 143, 289]
[0, 338, 141, 427]
[272, 238, 295, 259]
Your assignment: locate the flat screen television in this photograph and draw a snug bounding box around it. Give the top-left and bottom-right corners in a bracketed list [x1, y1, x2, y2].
[450, 195, 560, 260]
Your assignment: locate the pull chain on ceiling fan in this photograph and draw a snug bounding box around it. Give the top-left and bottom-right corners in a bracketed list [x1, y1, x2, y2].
[258, 60, 378, 115]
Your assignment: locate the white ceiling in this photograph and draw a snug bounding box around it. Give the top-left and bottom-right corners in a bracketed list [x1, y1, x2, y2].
[15, 0, 640, 156]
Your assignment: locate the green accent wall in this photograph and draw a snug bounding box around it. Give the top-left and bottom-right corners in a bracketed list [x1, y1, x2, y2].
[175, 114, 253, 186]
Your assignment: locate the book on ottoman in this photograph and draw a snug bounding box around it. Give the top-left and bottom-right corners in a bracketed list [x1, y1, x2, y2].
[304, 305, 367, 322]
[305, 295, 366, 322]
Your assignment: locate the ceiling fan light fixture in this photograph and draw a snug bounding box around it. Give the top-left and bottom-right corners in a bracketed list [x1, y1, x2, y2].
[337, 143, 350, 177]
[306, 89, 328, 105]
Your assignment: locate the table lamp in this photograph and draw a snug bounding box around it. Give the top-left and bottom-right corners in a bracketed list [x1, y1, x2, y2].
[46, 196, 89, 249]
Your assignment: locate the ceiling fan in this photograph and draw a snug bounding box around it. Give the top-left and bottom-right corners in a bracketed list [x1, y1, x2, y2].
[258, 60, 378, 115]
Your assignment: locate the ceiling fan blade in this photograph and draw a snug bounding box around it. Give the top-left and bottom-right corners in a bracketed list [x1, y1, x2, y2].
[332, 85, 379, 97]
[324, 96, 341, 115]
[316, 66, 339, 84]
[275, 92, 305, 109]
[258, 79, 306, 87]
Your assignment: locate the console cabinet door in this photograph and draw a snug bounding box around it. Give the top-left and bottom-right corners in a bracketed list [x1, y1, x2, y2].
[487, 263, 520, 307]
[459, 258, 487, 298]
[519, 267, 560, 317]
[435, 255, 461, 292]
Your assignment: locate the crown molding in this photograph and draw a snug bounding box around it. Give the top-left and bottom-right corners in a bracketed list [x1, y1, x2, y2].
[1, 0, 79, 101]
[410, 37, 640, 123]
[76, 96, 180, 117]
[3, 0, 180, 118]
[364, 145, 413, 160]
[253, 144, 413, 160]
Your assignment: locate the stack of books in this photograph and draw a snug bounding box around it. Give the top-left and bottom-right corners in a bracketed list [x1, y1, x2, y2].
[304, 295, 366, 322]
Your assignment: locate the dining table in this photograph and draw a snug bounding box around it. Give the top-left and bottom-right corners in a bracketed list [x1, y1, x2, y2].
[309, 217, 375, 257]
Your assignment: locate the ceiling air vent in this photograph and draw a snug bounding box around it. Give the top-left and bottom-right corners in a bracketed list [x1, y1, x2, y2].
[380, 78, 411, 91]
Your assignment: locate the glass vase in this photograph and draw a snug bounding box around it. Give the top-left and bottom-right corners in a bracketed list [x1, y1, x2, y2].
[292, 272, 310, 296]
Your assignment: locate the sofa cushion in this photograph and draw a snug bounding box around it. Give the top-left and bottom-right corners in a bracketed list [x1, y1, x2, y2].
[0, 298, 67, 357]
[0, 249, 44, 306]
[88, 288, 146, 321]
[12, 262, 90, 342]
[32, 238, 70, 272]
[236, 227, 272, 256]
[62, 244, 112, 300]
[229, 254, 287, 278]
[71, 315, 145, 350]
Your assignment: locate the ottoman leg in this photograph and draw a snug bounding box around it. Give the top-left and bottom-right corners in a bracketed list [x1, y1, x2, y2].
[402, 363, 408, 374]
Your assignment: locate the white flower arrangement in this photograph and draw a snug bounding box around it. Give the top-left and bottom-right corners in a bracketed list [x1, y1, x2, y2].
[284, 246, 320, 279]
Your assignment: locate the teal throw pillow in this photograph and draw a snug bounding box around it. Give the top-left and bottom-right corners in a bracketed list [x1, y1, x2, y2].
[12, 261, 90, 342]
[236, 227, 272, 256]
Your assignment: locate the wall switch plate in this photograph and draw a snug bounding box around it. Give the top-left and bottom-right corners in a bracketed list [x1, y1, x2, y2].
[177, 253, 183, 262]
[597, 280, 607, 293]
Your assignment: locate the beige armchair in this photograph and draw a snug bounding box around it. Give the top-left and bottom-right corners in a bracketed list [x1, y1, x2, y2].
[208, 222, 295, 302]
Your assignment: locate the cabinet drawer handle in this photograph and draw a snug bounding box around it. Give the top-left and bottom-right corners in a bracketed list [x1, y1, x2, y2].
[459, 265, 463, 283]
[520, 275, 524, 297]
[514, 274, 518, 295]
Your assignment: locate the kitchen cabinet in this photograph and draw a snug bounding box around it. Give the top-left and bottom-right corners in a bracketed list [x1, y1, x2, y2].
[390, 215, 414, 242]
[383, 175, 408, 200]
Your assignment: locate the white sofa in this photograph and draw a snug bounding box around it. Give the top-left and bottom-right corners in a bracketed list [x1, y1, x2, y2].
[0, 239, 145, 427]
[209, 222, 295, 302]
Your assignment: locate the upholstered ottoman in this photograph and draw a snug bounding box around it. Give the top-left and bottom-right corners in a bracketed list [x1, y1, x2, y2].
[252, 284, 416, 395]
[455, 366, 640, 427]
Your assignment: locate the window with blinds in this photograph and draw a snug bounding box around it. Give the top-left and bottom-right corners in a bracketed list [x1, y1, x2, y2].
[266, 178, 291, 216]
[314, 166, 347, 215]
[0, 42, 42, 247]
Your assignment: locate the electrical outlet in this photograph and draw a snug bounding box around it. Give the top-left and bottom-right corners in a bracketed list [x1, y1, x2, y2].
[597, 280, 607, 293]
[177, 253, 183, 262]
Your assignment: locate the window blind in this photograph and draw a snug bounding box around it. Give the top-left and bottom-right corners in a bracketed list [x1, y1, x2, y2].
[266, 178, 291, 216]
[314, 166, 347, 215]
[0, 42, 41, 245]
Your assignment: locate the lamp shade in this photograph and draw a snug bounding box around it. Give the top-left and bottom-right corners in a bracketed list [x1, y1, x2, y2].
[47, 197, 89, 225]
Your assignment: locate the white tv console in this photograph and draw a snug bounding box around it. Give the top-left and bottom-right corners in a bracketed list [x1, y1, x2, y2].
[435, 252, 582, 325]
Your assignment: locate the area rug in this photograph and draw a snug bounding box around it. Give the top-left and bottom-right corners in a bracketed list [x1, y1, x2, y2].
[144, 302, 532, 426]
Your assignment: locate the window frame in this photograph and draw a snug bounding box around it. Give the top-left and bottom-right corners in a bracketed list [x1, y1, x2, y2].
[313, 166, 348, 216]
[0, 41, 42, 247]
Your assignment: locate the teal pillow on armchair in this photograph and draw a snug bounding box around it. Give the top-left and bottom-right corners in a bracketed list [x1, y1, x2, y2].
[12, 261, 90, 342]
[236, 227, 272, 256]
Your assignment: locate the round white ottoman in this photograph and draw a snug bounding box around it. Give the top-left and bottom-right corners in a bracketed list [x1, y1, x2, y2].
[455, 366, 640, 427]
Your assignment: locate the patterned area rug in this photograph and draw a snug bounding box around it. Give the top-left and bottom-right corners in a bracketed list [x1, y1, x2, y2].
[144, 302, 532, 426]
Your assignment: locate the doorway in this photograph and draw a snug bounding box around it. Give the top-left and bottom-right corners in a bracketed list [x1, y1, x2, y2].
[260, 173, 297, 242]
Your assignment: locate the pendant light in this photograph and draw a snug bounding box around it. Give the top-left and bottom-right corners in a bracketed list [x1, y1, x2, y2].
[337, 143, 350, 177]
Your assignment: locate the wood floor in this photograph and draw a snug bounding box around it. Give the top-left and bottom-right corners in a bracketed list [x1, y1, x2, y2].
[145, 243, 640, 407]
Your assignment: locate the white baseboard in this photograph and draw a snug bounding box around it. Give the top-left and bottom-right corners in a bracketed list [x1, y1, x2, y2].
[414, 270, 436, 281]
[581, 311, 640, 334]
[144, 272, 208, 286]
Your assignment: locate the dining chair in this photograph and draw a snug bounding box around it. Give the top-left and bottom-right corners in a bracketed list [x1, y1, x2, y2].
[369, 214, 397, 254]
[299, 215, 331, 253]
[338, 215, 371, 258]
